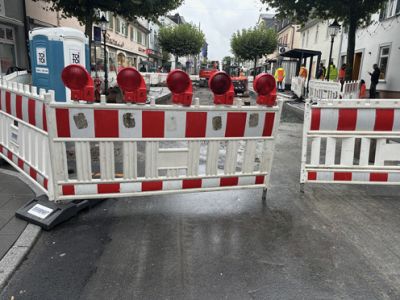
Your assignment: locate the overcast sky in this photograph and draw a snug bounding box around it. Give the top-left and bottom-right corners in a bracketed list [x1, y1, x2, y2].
[171, 0, 273, 61]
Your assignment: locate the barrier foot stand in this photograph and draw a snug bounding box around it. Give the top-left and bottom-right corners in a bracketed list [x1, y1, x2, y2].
[15, 195, 104, 231]
[262, 188, 268, 202]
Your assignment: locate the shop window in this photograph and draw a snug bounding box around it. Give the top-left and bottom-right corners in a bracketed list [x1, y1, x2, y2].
[0, 25, 16, 75]
[378, 45, 390, 80]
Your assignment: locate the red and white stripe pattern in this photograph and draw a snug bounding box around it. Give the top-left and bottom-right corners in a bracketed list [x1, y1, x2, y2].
[60, 175, 265, 196]
[0, 144, 48, 189]
[307, 171, 400, 184]
[310, 107, 400, 131]
[0, 89, 47, 131]
[55, 108, 276, 139]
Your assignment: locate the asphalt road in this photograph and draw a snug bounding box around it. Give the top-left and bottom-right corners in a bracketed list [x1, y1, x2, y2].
[2, 91, 400, 299]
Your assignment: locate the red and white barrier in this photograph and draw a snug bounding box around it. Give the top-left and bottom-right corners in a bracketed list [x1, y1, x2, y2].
[291, 76, 305, 98]
[0, 68, 282, 202]
[48, 100, 281, 201]
[308, 79, 360, 102]
[301, 99, 400, 185]
[0, 79, 53, 197]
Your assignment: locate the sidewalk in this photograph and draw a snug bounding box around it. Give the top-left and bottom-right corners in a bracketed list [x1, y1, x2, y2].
[0, 167, 35, 259]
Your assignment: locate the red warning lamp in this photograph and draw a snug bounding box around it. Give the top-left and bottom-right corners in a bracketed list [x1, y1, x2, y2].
[209, 71, 234, 105]
[117, 67, 147, 103]
[253, 73, 277, 107]
[61, 64, 94, 102]
[166, 70, 193, 106]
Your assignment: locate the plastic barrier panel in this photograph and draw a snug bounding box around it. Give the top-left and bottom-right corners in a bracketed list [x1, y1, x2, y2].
[308, 80, 341, 102]
[291, 76, 305, 98]
[0, 79, 53, 197]
[301, 99, 400, 185]
[342, 81, 360, 99]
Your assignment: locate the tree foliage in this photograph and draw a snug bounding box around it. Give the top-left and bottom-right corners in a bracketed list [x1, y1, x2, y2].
[259, 0, 386, 79]
[158, 23, 206, 63]
[231, 26, 277, 77]
[33, 0, 183, 51]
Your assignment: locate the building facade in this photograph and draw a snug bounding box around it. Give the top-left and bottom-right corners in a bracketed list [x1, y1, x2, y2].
[298, 19, 343, 78]
[25, 0, 150, 74]
[0, 0, 29, 75]
[340, 3, 400, 97]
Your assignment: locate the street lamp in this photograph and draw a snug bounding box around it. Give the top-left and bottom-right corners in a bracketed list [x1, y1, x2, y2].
[326, 19, 341, 81]
[99, 14, 109, 94]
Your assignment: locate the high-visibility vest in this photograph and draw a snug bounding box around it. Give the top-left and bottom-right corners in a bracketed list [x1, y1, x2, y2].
[328, 65, 338, 80]
[299, 67, 307, 78]
[274, 68, 285, 82]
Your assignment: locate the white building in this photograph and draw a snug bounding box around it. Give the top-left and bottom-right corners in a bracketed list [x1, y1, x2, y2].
[298, 19, 343, 76]
[340, 4, 400, 97]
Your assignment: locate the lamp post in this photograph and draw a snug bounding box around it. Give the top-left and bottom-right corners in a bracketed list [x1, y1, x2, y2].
[99, 15, 109, 94]
[326, 20, 341, 81]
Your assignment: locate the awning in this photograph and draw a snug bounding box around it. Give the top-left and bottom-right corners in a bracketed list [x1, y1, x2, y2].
[280, 48, 321, 59]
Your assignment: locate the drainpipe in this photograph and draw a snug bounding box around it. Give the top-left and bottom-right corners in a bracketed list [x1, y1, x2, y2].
[337, 25, 344, 67]
[291, 25, 296, 49]
[22, 0, 31, 70]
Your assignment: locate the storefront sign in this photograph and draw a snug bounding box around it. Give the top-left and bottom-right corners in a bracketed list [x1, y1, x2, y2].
[106, 34, 124, 48]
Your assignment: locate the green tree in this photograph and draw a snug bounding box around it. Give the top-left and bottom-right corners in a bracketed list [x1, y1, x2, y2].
[158, 23, 206, 67]
[259, 0, 386, 80]
[222, 56, 234, 73]
[231, 26, 277, 79]
[34, 0, 183, 59]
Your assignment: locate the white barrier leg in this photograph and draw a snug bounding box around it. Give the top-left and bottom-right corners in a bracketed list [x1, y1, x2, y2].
[262, 188, 267, 202]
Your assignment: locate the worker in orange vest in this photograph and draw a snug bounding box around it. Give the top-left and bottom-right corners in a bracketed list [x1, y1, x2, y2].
[299, 64, 307, 79]
[274, 66, 286, 92]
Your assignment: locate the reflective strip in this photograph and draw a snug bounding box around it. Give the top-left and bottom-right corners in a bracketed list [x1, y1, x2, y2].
[59, 175, 265, 196]
[0, 145, 48, 189]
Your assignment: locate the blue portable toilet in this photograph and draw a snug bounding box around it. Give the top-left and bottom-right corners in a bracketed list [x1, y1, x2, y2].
[29, 27, 90, 102]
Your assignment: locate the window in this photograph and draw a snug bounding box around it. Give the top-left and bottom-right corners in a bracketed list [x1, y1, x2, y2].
[380, 0, 400, 20]
[105, 12, 114, 30]
[137, 29, 143, 44]
[302, 32, 305, 47]
[315, 25, 319, 43]
[378, 45, 390, 80]
[306, 30, 309, 47]
[0, 25, 16, 75]
[116, 17, 127, 37]
[130, 27, 134, 41]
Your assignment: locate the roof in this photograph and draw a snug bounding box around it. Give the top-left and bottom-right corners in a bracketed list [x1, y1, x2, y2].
[298, 19, 322, 32]
[280, 48, 322, 59]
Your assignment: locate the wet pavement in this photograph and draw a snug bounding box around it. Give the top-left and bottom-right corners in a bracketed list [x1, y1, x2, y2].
[2, 97, 400, 298]
[0, 168, 35, 260]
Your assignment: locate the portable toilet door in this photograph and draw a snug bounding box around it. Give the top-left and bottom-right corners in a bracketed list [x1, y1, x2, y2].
[30, 27, 89, 102]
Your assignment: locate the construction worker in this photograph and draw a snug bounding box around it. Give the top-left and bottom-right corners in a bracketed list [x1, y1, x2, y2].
[359, 79, 367, 98]
[326, 62, 338, 81]
[299, 64, 308, 79]
[338, 63, 346, 87]
[274, 65, 285, 92]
